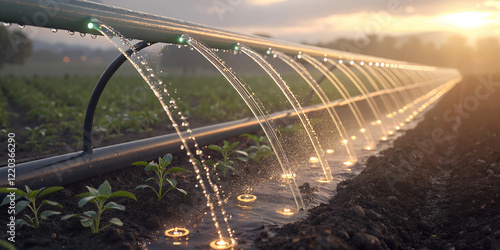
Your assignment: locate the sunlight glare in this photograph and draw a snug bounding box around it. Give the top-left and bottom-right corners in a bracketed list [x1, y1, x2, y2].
[436, 11, 492, 29]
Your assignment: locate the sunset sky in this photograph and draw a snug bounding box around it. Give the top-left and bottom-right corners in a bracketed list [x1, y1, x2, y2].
[22, 0, 500, 48]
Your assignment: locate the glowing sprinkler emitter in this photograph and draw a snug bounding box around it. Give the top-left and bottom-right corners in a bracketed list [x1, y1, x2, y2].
[276, 208, 296, 216]
[351, 136, 357, 140]
[381, 136, 388, 141]
[316, 177, 332, 183]
[360, 128, 366, 133]
[165, 227, 190, 238]
[281, 173, 296, 183]
[364, 146, 372, 151]
[342, 139, 348, 144]
[210, 238, 236, 249]
[237, 194, 257, 203]
[309, 156, 319, 163]
[326, 149, 334, 154]
[388, 130, 394, 135]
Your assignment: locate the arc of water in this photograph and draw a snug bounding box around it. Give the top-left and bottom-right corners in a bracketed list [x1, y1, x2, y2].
[375, 67, 414, 116]
[301, 54, 375, 149]
[362, 66, 407, 126]
[93, 22, 234, 243]
[329, 61, 387, 137]
[274, 51, 357, 162]
[184, 36, 305, 209]
[350, 63, 400, 128]
[238, 45, 333, 179]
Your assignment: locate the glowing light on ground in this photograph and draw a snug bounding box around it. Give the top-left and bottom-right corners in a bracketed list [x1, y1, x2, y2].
[365, 146, 372, 151]
[165, 228, 189, 238]
[388, 130, 394, 135]
[381, 136, 388, 141]
[326, 149, 334, 154]
[210, 238, 236, 249]
[342, 139, 348, 144]
[351, 136, 357, 140]
[343, 160, 353, 166]
[237, 194, 257, 203]
[309, 157, 319, 163]
[276, 208, 295, 216]
[316, 177, 332, 183]
[360, 128, 366, 133]
[396, 126, 401, 130]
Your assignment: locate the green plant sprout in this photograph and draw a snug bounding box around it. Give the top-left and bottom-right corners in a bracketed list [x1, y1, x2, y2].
[0, 186, 64, 228]
[133, 154, 187, 201]
[61, 180, 136, 234]
[240, 134, 274, 162]
[24, 124, 57, 154]
[207, 140, 248, 176]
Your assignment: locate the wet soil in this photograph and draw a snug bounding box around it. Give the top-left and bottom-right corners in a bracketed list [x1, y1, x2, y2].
[1, 74, 499, 249]
[258, 74, 500, 249]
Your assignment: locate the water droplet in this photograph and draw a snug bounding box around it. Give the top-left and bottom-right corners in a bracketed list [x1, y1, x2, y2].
[68, 31, 74, 35]
[3, 22, 11, 27]
[80, 33, 86, 37]
[91, 34, 97, 39]
[51, 28, 58, 33]
[18, 24, 25, 29]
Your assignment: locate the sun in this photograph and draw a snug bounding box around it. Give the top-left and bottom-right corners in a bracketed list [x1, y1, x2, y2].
[436, 11, 492, 29]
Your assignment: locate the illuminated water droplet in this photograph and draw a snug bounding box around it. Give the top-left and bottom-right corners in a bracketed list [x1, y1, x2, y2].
[91, 34, 97, 39]
[68, 31, 74, 35]
[80, 33, 86, 37]
[51, 28, 58, 33]
[18, 24, 25, 29]
[3, 22, 11, 27]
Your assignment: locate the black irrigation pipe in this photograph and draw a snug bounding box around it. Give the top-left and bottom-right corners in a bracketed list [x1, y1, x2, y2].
[83, 40, 154, 154]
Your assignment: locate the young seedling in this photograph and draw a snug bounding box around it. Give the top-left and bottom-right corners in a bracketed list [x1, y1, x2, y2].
[61, 180, 136, 234]
[206, 140, 248, 176]
[240, 134, 274, 163]
[0, 186, 64, 228]
[24, 124, 57, 154]
[133, 154, 187, 201]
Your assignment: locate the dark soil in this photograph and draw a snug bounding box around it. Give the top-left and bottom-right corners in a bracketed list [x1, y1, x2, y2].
[258, 74, 500, 249]
[1, 74, 499, 249]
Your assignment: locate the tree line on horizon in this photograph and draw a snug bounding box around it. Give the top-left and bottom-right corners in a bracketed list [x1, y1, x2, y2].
[312, 33, 500, 75]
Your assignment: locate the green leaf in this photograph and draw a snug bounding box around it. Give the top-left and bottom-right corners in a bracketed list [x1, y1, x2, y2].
[15, 200, 30, 215]
[86, 187, 99, 196]
[235, 150, 248, 156]
[162, 154, 173, 165]
[235, 157, 248, 162]
[78, 196, 96, 208]
[208, 145, 223, 153]
[38, 186, 64, 199]
[40, 210, 61, 220]
[104, 202, 125, 211]
[76, 192, 90, 198]
[80, 217, 93, 228]
[176, 187, 187, 195]
[109, 218, 123, 226]
[144, 177, 156, 183]
[109, 191, 137, 201]
[1, 194, 22, 206]
[16, 218, 29, 227]
[132, 161, 149, 166]
[61, 214, 79, 220]
[25, 186, 32, 195]
[0, 187, 27, 197]
[28, 188, 42, 199]
[166, 179, 177, 187]
[0, 238, 16, 250]
[98, 181, 112, 196]
[135, 184, 151, 190]
[83, 211, 98, 219]
[95, 195, 109, 202]
[165, 167, 187, 175]
[42, 200, 62, 208]
[241, 133, 258, 142]
[206, 160, 215, 166]
[227, 141, 241, 151]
